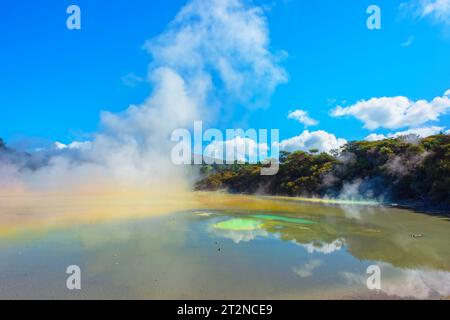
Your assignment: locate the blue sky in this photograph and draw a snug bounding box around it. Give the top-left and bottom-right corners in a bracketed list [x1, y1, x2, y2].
[1, 0, 449, 151]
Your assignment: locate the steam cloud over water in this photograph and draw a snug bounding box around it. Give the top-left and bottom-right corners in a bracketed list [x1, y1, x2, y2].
[0, 0, 286, 194]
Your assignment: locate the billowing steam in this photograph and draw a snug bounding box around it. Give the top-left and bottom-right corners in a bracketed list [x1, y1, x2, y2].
[0, 0, 286, 194]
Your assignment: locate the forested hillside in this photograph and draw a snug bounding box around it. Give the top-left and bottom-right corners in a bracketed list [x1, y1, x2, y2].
[195, 134, 450, 210]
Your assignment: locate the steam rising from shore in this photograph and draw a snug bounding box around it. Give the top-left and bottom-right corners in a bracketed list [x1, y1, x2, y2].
[0, 0, 286, 194]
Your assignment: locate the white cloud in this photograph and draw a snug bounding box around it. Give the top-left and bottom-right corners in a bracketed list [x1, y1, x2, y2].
[121, 73, 144, 87]
[277, 130, 347, 154]
[365, 133, 387, 142]
[379, 265, 450, 299]
[391, 126, 446, 138]
[341, 262, 450, 299]
[364, 126, 446, 141]
[419, 0, 450, 23]
[400, 0, 450, 26]
[292, 259, 322, 278]
[203, 136, 268, 163]
[54, 142, 66, 150]
[294, 238, 344, 255]
[287, 109, 318, 126]
[401, 35, 414, 47]
[331, 90, 450, 130]
[209, 225, 269, 243]
[54, 141, 92, 150]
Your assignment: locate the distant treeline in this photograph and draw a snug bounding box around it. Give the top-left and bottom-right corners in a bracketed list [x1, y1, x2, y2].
[195, 134, 450, 209]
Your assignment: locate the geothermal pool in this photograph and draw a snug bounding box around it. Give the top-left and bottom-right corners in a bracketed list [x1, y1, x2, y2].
[0, 192, 449, 299]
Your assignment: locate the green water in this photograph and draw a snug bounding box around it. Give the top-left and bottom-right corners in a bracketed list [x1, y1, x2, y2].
[214, 218, 263, 230]
[0, 194, 449, 299]
[249, 214, 316, 225]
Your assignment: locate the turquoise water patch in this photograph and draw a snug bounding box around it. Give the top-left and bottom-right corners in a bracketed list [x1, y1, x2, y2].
[249, 214, 316, 225]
